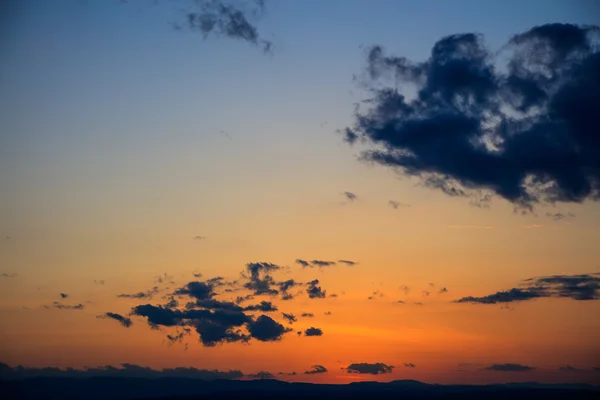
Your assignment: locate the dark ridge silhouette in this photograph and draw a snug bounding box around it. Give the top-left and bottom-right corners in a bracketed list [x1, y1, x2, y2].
[1, 377, 598, 400]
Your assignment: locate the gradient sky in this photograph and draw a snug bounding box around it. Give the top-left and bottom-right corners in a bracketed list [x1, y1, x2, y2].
[1, 0, 600, 385]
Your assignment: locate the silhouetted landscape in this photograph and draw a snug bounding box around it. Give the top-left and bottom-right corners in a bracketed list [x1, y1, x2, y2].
[3, 377, 600, 400]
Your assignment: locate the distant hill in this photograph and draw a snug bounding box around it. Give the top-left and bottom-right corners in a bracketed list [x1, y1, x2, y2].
[2, 377, 599, 400]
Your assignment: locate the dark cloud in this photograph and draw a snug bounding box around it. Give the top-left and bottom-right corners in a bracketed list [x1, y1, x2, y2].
[301, 313, 314, 318]
[345, 363, 394, 375]
[193, 272, 202, 278]
[235, 294, 254, 304]
[389, 200, 410, 209]
[329, 293, 338, 298]
[154, 273, 174, 285]
[278, 279, 297, 295]
[59, 293, 69, 299]
[47, 302, 84, 310]
[281, 312, 297, 324]
[186, 299, 243, 312]
[304, 327, 323, 336]
[295, 259, 310, 267]
[338, 260, 357, 266]
[0, 362, 243, 380]
[368, 290, 384, 300]
[304, 365, 328, 374]
[559, 365, 580, 371]
[343, 24, 600, 211]
[484, 363, 535, 372]
[456, 273, 600, 304]
[310, 260, 336, 268]
[246, 371, 276, 380]
[545, 212, 575, 221]
[243, 301, 278, 312]
[306, 279, 327, 299]
[184, 0, 272, 53]
[97, 312, 133, 328]
[247, 315, 291, 342]
[1, 273, 17, 278]
[174, 281, 215, 300]
[404, 363, 416, 368]
[243, 262, 281, 296]
[281, 293, 293, 301]
[343, 191, 357, 201]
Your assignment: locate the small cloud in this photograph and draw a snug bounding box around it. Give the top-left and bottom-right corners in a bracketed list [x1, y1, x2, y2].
[414, 302, 423, 306]
[281, 312, 297, 324]
[117, 287, 160, 300]
[345, 363, 394, 375]
[389, 200, 410, 209]
[324, 311, 332, 316]
[246, 371, 276, 380]
[439, 287, 448, 294]
[295, 259, 310, 267]
[49, 302, 84, 310]
[484, 363, 535, 372]
[193, 236, 206, 240]
[193, 272, 202, 278]
[395, 300, 405, 304]
[59, 293, 69, 299]
[97, 312, 133, 328]
[404, 363, 416, 368]
[304, 365, 327, 375]
[304, 327, 323, 336]
[1, 273, 17, 278]
[338, 260, 357, 266]
[307, 279, 327, 299]
[301, 313, 314, 318]
[343, 191, 357, 201]
[400, 285, 410, 295]
[546, 212, 575, 221]
[310, 260, 336, 268]
[93, 279, 105, 285]
[422, 291, 430, 297]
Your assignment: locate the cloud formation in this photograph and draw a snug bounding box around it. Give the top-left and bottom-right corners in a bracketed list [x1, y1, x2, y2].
[306, 279, 327, 299]
[345, 362, 394, 375]
[484, 363, 535, 372]
[118, 287, 160, 300]
[343, 24, 600, 210]
[304, 365, 328, 374]
[0, 363, 243, 380]
[343, 191, 357, 201]
[456, 273, 600, 304]
[404, 363, 416, 368]
[304, 327, 323, 336]
[183, 0, 272, 53]
[98, 312, 133, 328]
[47, 302, 84, 310]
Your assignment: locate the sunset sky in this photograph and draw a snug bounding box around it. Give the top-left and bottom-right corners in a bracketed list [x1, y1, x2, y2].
[1, 0, 600, 385]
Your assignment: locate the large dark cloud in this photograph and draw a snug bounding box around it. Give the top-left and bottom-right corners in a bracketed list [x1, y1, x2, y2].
[304, 365, 327, 374]
[343, 24, 600, 210]
[456, 273, 600, 304]
[306, 279, 327, 299]
[345, 363, 394, 375]
[484, 363, 535, 372]
[98, 312, 133, 328]
[0, 362, 243, 380]
[304, 327, 323, 337]
[247, 315, 291, 341]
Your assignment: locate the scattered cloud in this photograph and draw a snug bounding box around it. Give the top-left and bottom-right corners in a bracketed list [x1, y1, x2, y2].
[389, 200, 410, 209]
[338, 260, 357, 266]
[484, 363, 535, 372]
[1, 273, 17, 278]
[439, 287, 448, 294]
[243, 262, 281, 296]
[281, 312, 297, 324]
[193, 236, 206, 240]
[395, 300, 405, 304]
[304, 327, 323, 337]
[243, 301, 278, 312]
[97, 312, 133, 328]
[310, 260, 337, 268]
[546, 212, 575, 221]
[0, 363, 244, 380]
[343, 24, 600, 211]
[295, 259, 310, 267]
[247, 315, 291, 342]
[182, 0, 273, 53]
[304, 365, 327, 374]
[48, 302, 84, 310]
[404, 363, 416, 368]
[306, 279, 327, 299]
[345, 362, 394, 375]
[118, 287, 160, 300]
[301, 313, 314, 318]
[456, 273, 600, 304]
[93, 280, 104, 285]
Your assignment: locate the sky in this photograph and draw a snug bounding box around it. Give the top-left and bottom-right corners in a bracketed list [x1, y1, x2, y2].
[1, 0, 600, 385]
